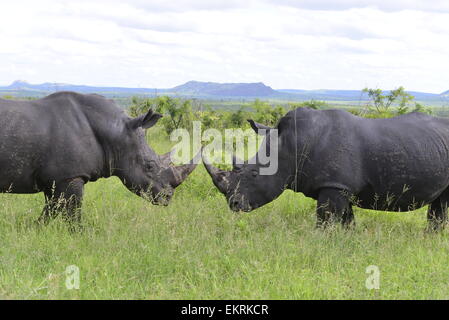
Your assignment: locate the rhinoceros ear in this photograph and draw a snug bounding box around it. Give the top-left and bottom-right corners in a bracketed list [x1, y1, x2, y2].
[129, 109, 163, 130]
[247, 119, 272, 135]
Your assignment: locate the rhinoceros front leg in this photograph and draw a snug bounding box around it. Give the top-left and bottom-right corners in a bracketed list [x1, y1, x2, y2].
[342, 205, 355, 227]
[316, 188, 354, 228]
[37, 178, 85, 231]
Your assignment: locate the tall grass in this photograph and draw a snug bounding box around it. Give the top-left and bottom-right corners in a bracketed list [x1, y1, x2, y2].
[0, 126, 448, 299]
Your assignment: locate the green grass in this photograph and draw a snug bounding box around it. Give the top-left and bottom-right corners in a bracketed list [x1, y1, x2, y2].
[0, 128, 448, 300]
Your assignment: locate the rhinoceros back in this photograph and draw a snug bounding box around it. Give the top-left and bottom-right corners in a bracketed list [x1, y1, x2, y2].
[291, 109, 449, 210]
[0, 93, 107, 193]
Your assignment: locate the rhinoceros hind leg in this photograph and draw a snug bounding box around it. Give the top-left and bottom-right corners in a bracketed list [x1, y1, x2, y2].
[316, 188, 354, 229]
[36, 178, 85, 231]
[426, 191, 449, 232]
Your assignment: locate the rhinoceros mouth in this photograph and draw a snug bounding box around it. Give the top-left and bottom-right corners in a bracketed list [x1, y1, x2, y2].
[150, 188, 174, 206]
[229, 204, 252, 212]
[151, 197, 171, 206]
[228, 193, 252, 212]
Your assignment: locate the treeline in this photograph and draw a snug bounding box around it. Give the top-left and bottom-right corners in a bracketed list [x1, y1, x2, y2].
[128, 96, 326, 134]
[128, 95, 325, 134]
[128, 87, 432, 134]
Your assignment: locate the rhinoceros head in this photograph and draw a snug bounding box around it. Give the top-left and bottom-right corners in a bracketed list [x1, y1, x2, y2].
[118, 109, 198, 205]
[203, 119, 288, 212]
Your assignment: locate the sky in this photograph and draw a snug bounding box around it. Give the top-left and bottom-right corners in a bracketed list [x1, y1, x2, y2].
[1, 0, 449, 93]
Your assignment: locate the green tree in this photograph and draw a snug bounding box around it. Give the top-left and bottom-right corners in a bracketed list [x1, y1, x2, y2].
[195, 105, 222, 129]
[363, 86, 414, 114]
[289, 100, 327, 110]
[362, 87, 432, 118]
[411, 102, 432, 115]
[128, 96, 158, 117]
[250, 99, 286, 126]
[128, 96, 194, 134]
[228, 106, 249, 128]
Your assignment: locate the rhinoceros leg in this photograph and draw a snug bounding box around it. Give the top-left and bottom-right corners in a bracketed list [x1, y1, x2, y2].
[316, 188, 354, 228]
[37, 178, 84, 231]
[426, 192, 448, 232]
[342, 206, 355, 228]
[38, 197, 60, 225]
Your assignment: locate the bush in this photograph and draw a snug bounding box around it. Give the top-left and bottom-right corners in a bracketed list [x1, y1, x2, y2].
[128, 96, 194, 134]
[360, 87, 432, 118]
[249, 99, 286, 127]
[288, 100, 328, 110]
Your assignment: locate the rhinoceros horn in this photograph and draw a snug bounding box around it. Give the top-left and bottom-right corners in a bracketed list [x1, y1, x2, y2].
[160, 150, 200, 188]
[202, 149, 231, 194]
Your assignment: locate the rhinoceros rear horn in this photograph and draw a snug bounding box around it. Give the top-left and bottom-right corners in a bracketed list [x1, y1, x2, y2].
[162, 150, 200, 188]
[202, 150, 230, 194]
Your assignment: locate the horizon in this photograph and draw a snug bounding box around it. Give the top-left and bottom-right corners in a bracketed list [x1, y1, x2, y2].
[1, 79, 446, 94]
[1, 1, 449, 94]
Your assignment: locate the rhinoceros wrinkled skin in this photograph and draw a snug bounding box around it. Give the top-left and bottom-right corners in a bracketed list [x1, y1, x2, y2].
[0, 91, 197, 229]
[204, 107, 449, 231]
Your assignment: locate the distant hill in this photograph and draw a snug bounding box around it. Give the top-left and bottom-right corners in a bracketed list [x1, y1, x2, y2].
[0, 80, 446, 103]
[278, 89, 367, 101]
[278, 89, 444, 102]
[0, 80, 160, 97]
[171, 81, 277, 97]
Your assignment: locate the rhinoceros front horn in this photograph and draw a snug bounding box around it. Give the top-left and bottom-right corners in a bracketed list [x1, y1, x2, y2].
[160, 151, 200, 188]
[202, 150, 230, 194]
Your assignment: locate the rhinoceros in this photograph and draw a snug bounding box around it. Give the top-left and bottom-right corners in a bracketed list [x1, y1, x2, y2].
[204, 107, 449, 231]
[0, 91, 197, 228]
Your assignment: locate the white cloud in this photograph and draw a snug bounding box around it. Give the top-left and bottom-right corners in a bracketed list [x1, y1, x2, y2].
[269, 0, 449, 13]
[0, 0, 449, 93]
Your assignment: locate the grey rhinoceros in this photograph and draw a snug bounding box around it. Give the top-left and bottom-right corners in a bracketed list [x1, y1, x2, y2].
[204, 107, 449, 231]
[0, 92, 197, 228]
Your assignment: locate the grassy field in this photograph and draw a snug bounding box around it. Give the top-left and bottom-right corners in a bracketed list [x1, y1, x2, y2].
[0, 127, 448, 300]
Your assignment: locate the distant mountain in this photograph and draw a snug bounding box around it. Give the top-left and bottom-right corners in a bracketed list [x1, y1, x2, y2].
[278, 89, 444, 102]
[8, 80, 33, 89]
[0, 80, 161, 96]
[278, 89, 368, 101]
[0, 80, 446, 103]
[171, 81, 277, 97]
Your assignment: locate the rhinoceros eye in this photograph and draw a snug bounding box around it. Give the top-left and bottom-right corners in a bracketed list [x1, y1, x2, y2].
[251, 169, 258, 177]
